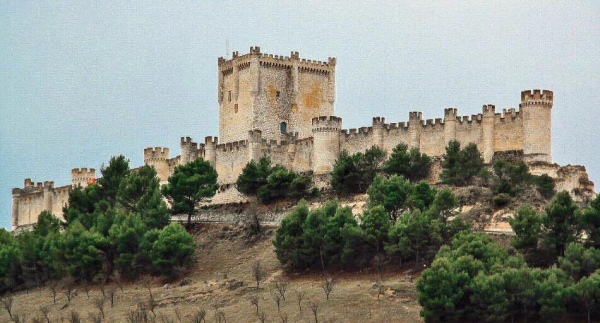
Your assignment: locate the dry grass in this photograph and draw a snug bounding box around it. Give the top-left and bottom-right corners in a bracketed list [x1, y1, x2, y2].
[2, 223, 423, 323]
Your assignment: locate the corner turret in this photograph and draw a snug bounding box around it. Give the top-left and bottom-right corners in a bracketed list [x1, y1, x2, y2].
[144, 147, 170, 182]
[521, 89, 553, 163]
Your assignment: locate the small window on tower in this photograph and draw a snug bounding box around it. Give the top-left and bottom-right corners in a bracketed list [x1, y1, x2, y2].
[228, 91, 232, 102]
[280, 122, 287, 134]
[234, 104, 238, 113]
[276, 91, 281, 99]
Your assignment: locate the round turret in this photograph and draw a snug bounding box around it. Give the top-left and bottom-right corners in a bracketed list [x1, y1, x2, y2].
[312, 116, 342, 173]
[521, 89, 553, 163]
[144, 147, 170, 182]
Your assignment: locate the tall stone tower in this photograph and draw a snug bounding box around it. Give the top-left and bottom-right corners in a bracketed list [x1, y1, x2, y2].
[218, 46, 336, 143]
[521, 89, 553, 163]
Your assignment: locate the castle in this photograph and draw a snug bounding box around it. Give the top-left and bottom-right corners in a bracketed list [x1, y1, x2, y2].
[11, 46, 594, 231]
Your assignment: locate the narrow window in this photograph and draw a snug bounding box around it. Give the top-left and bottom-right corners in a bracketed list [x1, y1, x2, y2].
[276, 91, 281, 99]
[280, 122, 287, 134]
[228, 91, 232, 102]
[234, 104, 238, 113]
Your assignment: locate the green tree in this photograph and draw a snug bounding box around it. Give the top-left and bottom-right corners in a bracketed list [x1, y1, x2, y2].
[509, 205, 543, 254]
[341, 224, 370, 269]
[558, 243, 599, 280]
[0, 230, 21, 292]
[33, 211, 62, 237]
[108, 214, 149, 277]
[459, 143, 484, 184]
[332, 147, 386, 194]
[385, 210, 443, 264]
[236, 157, 273, 196]
[384, 143, 431, 182]
[578, 194, 600, 248]
[162, 158, 219, 228]
[150, 223, 196, 278]
[99, 155, 130, 206]
[258, 167, 307, 203]
[535, 174, 556, 199]
[367, 174, 412, 221]
[470, 273, 509, 323]
[543, 191, 580, 257]
[331, 151, 360, 195]
[360, 205, 390, 255]
[417, 256, 470, 322]
[61, 221, 107, 281]
[441, 141, 484, 186]
[571, 270, 600, 323]
[492, 159, 533, 196]
[441, 140, 462, 186]
[273, 201, 309, 269]
[322, 205, 357, 268]
[534, 271, 569, 322]
[63, 183, 102, 226]
[118, 165, 170, 229]
[407, 181, 436, 211]
[431, 188, 458, 222]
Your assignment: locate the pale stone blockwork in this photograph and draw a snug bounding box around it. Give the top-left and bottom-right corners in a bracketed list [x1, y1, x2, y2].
[11, 47, 594, 231]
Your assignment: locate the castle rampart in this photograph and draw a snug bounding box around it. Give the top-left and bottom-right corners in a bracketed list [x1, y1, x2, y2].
[14, 46, 588, 232]
[11, 179, 71, 231]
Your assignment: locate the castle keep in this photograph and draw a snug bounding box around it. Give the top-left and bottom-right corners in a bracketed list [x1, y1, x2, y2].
[11, 47, 594, 231]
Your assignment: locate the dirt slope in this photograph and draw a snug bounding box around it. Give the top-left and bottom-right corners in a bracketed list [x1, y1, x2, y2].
[3, 224, 423, 323]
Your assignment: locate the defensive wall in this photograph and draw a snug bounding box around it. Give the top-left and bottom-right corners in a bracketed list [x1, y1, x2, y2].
[9, 46, 594, 231]
[11, 168, 96, 231]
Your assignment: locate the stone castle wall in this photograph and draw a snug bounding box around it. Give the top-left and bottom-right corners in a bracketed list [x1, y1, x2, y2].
[12, 180, 70, 231]
[168, 90, 553, 187]
[11, 46, 585, 231]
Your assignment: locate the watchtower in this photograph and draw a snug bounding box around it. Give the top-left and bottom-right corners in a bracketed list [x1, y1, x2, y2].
[218, 46, 336, 143]
[144, 147, 170, 182]
[521, 89, 553, 163]
[312, 116, 342, 174]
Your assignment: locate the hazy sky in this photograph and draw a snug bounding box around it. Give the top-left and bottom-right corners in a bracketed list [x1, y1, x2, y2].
[1, 1, 598, 229]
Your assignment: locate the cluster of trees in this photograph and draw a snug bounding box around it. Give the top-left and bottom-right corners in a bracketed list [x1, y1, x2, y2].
[273, 176, 470, 271]
[418, 194, 600, 323]
[417, 231, 599, 323]
[491, 159, 555, 206]
[331, 143, 432, 195]
[236, 157, 316, 203]
[510, 192, 599, 261]
[0, 156, 218, 293]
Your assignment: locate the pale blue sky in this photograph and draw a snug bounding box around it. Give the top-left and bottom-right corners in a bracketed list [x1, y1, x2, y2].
[1, 1, 599, 229]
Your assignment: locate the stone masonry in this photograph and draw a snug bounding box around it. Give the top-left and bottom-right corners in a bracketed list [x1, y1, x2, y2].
[11, 46, 594, 231]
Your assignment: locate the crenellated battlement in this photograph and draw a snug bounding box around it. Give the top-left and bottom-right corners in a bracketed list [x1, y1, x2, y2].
[218, 46, 335, 74]
[205, 136, 219, 146]
[144, 147, 170, 161]
[372, 117, 386, 126]
[409, 111, 423, 121]
[521, 89, 553, 102]
[421, 118, 444, 128]
[217, 140, 248, 152]
[483, 104, 496, 115]
[444, 108, 458, 119]
[457, 114, 483, 125]
[311, 116, 342, 132]
[181, 136, 198, 149]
